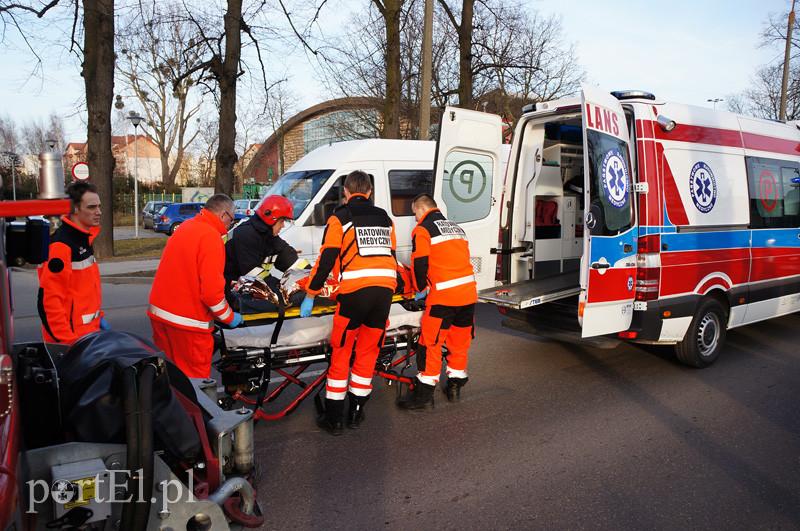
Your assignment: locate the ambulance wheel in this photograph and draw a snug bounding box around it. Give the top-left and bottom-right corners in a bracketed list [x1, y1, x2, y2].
[674, 298, 727, 368]
[168, 222, 181, 235]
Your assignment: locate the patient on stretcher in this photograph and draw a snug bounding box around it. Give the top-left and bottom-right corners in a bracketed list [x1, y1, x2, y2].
[229, 263, 414, 316]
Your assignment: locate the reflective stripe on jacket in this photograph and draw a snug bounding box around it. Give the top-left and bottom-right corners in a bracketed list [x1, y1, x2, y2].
[148, 208, 235, 332]
[411, 209, 477, 306]
[37, 216, 103, 344]
[307, 194, 397, 295]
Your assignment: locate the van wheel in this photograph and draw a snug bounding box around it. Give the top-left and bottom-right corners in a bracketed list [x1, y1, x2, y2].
[169, 222, 181, 235]
[674, 298, 727, 368]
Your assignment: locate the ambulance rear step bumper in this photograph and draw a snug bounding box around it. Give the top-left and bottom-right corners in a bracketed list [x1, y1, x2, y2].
[478, 271, 580, 310]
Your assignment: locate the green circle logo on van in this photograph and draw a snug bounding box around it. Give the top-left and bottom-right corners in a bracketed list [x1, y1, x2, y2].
[447, 160, 487, 203]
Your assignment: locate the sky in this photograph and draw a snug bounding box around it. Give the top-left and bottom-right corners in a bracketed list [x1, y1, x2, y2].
[0, 0, 792, 146]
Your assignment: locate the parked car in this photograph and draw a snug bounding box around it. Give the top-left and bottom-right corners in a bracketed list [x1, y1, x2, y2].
[153, 202, 203, 235]
[142, 200, 173, 229]
[234, 199, 260, 220]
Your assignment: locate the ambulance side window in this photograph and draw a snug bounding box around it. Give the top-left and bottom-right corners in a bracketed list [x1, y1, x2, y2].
[745, 156, 799, 228]
[440, 151, 494, 223]
[586, 130, 634, 235]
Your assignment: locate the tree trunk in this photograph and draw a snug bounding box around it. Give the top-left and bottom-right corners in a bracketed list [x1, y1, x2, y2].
[215, 0, 242, 196]
[382, 0, 402, 139]
[458, 0, 474, 108]
[82, 0, 116, 258]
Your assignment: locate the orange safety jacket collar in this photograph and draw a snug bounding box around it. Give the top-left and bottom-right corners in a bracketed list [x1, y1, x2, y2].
[347, 193, 371, 203]
[61, 215, 101, 244]
[197, 208, 228, 235]
[416, 207, 441, 225]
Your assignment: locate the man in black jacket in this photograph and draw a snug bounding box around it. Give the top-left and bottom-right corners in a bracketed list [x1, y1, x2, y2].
[224, 195, 303, 305]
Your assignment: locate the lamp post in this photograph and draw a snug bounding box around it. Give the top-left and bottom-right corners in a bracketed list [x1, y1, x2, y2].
[707, 98, 723, 110]
[127, 111, 143, 238]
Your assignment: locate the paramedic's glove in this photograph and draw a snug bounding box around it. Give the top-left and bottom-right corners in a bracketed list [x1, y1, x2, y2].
[99, 317, 111, 330]
[414, 291, 428, 301]
[220, 312, 243, 329]
[300, 296, 315, 318]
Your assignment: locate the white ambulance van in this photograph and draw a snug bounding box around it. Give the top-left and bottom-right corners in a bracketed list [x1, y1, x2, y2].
[267, 138, 509, 265]
[432, 85, 800, 367]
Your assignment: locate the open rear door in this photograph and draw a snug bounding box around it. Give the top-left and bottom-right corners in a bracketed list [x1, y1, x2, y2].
[433, 106, 504, 290]
[580, 86, 638, 337]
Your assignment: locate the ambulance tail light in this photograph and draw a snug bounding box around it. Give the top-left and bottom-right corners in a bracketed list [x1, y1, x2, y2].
[636, 235, 661, 301]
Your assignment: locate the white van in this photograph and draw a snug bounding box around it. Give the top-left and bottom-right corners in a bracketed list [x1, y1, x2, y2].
[265, 139, 509, 266]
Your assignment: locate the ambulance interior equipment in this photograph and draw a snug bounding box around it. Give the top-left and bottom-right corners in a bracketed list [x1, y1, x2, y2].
[480, 113, 592, 310]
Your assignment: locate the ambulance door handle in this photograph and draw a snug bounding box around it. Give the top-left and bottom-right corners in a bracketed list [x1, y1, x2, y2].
[591, 262, 610, 270]
[623, 244, 633, 253]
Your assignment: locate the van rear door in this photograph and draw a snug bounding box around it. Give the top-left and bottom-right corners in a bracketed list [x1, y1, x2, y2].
[580, 85, 638, 337]
[433, 106, 504, 290]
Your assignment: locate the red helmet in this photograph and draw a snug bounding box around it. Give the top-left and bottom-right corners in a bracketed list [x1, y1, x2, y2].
[256, 195, 294, 226]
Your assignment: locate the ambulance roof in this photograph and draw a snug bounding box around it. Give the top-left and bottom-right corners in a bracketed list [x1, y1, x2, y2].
[289, 139, 435, 171]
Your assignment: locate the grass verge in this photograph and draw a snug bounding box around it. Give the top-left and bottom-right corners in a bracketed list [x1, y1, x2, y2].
[113, 237, 166, 259]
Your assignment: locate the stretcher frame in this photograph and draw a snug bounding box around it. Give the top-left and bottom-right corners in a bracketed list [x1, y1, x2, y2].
[214, 297, 421, 422]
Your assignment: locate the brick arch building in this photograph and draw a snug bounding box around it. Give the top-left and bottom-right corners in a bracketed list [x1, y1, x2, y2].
[244, 97, 384, 184]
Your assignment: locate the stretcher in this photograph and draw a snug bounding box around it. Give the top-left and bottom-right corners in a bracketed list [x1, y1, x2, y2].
[214, 298, 423, 421]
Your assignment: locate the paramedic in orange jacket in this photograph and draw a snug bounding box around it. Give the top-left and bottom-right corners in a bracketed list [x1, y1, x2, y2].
[38, 181, 107, 344]
[398, 194, 477, 409]
[148, 194, 242, 378]
[300, 170, 397, 435]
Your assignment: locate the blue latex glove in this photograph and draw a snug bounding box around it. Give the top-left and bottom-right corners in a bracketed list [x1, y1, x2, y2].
[414, 291, 428, 301]
[300, 296, 315, 318]
[228, 312, 243, 328]
[99, 317, 111, 330]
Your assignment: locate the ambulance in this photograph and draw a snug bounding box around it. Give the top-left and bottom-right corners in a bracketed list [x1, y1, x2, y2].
[432, 86, 800, 367]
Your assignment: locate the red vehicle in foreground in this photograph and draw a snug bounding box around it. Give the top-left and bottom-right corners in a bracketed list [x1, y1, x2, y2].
[0, 190, 262, 529]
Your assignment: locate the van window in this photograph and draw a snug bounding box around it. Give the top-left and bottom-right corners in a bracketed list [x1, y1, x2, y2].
[388, 170, 433, 216]
[440, 151, 493, 223]
[309, 174, 376, 226]
[586, 130, 634, 235]
[266, 169, 335, 218]
[745, 156, 800, 228]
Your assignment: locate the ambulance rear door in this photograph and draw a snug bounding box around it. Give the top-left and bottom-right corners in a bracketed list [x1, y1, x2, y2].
[433, 106, 504, 290]
[580, 85, 638, 337]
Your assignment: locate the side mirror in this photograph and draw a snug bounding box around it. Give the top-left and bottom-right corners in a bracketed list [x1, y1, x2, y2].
[7, 219, 50, 266]
[311, 202, 335, 226]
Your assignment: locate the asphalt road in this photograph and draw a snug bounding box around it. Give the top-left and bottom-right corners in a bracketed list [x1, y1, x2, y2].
[11, 271, 800, 529]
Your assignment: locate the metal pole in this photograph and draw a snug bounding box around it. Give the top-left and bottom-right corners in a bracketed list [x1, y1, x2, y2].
[780, 0, 796, 121]
[133, 127, 140, 239]
[11, 159, 16, 201]
[418, 0, 434, 140]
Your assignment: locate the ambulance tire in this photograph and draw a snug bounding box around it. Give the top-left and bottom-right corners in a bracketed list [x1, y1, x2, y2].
[169, 222, 181, 235]
[674, 298, 727, 368]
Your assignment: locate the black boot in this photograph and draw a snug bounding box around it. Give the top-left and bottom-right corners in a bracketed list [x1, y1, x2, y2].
[317, 398, 344, 436]
[397, 378, 435, 410]
[346, 392, 370, 429]
[444, 377, 468, 402]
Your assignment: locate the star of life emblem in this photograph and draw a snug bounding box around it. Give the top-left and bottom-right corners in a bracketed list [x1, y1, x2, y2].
[689, 162, 717, 213]
[601, 149, 629, 209]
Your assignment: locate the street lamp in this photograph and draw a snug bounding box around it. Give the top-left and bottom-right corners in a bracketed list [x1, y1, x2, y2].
[707, 98, 724, 110]
[127, 111, 143, 239]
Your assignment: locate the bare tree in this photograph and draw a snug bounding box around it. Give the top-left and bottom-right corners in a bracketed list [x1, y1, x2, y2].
[20, 113, 66, 155]
[437, 0, 474, 108]
[2, 0, 117, 257]
[116, 1, 203, 192]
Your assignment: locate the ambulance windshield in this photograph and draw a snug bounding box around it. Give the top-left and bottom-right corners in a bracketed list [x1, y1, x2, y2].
[266, 169, 335, 218]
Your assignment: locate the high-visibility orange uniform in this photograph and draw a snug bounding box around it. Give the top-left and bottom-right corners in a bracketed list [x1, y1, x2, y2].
[37, 216, 103, 344]
[306, 194, 397, 401]
[148, 208, 235, 378]
[411, 208, 477, 385]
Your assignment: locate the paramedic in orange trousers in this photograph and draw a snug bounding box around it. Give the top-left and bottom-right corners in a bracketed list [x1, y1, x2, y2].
[300, 171, 397, 435]
[398, 194, 477, 409]
[148, 194, 242, 378]
[37, 181, 108, 344]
